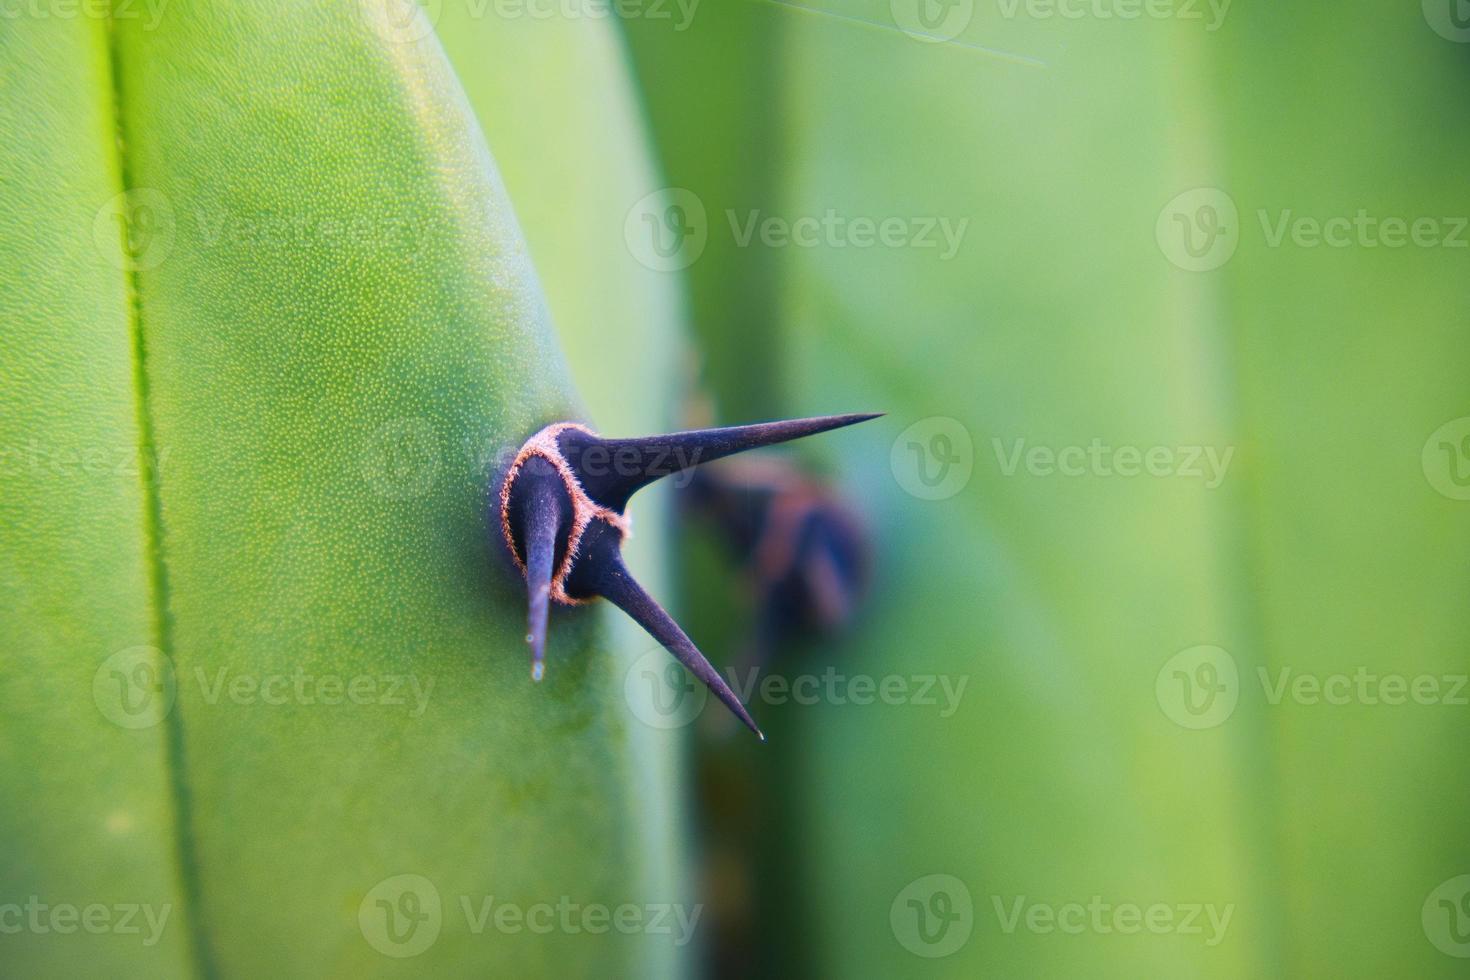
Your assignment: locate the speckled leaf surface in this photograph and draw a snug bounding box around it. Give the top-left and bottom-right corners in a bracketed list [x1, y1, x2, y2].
[2, 3, 678, 977]
[0, 19, 190, 980]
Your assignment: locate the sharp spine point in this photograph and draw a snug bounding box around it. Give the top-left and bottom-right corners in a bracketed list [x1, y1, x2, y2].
[589, 549, 763, 738]
[516, 462, 562, 685]
[560, 413, 881, 511]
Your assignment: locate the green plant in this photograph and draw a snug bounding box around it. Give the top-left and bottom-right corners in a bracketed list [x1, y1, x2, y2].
[1, 6, 690, 977]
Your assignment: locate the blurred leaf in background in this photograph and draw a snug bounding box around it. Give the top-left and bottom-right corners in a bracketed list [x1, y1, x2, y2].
[628, 1, 1470, 977]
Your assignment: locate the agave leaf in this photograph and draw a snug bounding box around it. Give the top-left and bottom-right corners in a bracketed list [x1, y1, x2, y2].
[0, 20, 190, 980]
[2, 4, 679, 977]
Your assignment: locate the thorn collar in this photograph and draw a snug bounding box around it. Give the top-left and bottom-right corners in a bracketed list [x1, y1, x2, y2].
[499, 422, 630, 605]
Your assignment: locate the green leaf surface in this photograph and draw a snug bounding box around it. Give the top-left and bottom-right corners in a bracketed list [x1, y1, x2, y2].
[3, 3, 678, 977]
[0, 18, 190, 979]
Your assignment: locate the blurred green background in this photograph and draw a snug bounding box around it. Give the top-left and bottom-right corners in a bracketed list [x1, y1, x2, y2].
[3, 0, 1469, 977]
[624, 1, 1470, 976]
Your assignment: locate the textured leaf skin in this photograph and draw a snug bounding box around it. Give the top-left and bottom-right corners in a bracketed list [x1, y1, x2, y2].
[2, 3, 679, 977]
[0, 19, 190, 979]
[630, 5, 1470, 978]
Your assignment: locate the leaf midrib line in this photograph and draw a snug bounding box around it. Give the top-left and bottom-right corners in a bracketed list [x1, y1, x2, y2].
[102, 10, 217, 979]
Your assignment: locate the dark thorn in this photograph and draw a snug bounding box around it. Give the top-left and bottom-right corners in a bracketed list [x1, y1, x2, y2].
[560, 413, 883, 511]
[568, 521, 765, 739]
[506, 456, 573, 680]
[524, 509, 555, 683]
